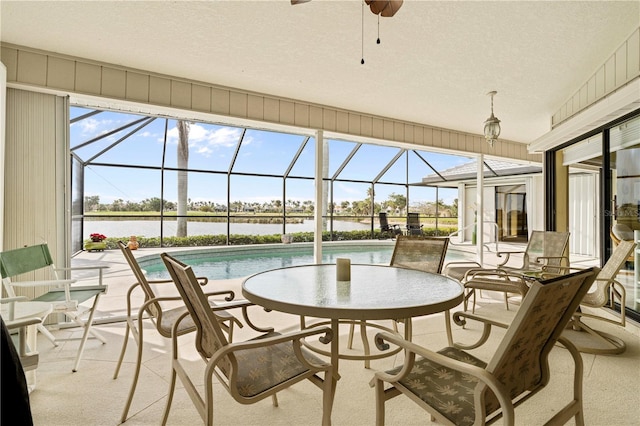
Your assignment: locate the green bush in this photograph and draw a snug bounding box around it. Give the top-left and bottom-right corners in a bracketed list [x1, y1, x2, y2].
[92, 226, 459, 250]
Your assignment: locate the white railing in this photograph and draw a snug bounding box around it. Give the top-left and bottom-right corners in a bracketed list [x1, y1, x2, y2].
[448, 221, 499, 253]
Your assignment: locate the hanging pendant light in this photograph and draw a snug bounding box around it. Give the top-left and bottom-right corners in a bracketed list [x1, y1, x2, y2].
[483, 91, 501, 147]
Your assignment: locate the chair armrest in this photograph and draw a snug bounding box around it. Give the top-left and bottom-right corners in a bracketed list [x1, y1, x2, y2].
[56, 265, 110, 272]
[0, 296, 29, 304]
[56, 265, 110, 285]
[534, 255, 569, 264]
[444, 261, 482, 268]
[8, 279, 75, 288]
[370, 331, 515, 423]
[495, 251, 525, 267]
[225, 326, 333, 353]
[464, 268, 513, 281]
[4, 316, 43, 329]
[206, 299, 255, 311]
[147, 279, 175, 284]
[204, 290, 235, 302]
[148, 277, 208, 285]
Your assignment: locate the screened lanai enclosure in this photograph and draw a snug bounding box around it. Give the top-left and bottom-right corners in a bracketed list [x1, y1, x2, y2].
[70, 106, 532, 252]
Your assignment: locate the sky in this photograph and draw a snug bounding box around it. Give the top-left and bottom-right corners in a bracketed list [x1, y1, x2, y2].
[70, 107, 468, 207]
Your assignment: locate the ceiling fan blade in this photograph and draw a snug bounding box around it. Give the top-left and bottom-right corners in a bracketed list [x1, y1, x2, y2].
[365, 0, 404, 17]
[291, 0, 311, 5]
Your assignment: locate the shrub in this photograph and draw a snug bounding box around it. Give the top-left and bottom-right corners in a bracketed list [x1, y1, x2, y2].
[92, 226, 459, 250]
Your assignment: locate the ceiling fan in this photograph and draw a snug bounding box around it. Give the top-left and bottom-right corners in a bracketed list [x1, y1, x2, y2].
[291, 0, 404, 17]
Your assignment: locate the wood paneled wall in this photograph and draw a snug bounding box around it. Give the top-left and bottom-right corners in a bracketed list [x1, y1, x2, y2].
[0, 42, 539, 163]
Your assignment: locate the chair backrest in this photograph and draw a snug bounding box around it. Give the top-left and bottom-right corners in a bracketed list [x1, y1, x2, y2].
[0, 244, 57, 297]
[161, 253, 231, 366]
[481, 267, 597, 415]
[389, 235, 449, 273]
[523, 231, 569, 269]
[407, 213, 421, 228]
[117, 241, 161, 319]
[583, 239, 635, 308]
[379, 212, 391, 231]
[0, 244, 54, 279]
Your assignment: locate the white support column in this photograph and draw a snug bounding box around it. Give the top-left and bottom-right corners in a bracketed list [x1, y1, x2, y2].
[314, 130, 324, 263]
[477, 154, 484, 265]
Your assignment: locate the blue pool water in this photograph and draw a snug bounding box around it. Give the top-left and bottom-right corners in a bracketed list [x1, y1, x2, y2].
[140, 243, 471, 281]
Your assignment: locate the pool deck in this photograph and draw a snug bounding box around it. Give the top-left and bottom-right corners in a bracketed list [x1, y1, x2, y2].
[27, 239, 639, 425]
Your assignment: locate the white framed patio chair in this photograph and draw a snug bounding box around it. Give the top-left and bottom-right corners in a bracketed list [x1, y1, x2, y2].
[160, 253, 335, 426]
[0, 243, 109, 371]
[1, 296, 45, 374]
[371, 267, 597, 426]
[113, 241, 244, 423]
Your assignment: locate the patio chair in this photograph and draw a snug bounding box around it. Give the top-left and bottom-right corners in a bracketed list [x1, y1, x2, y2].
[1, 296, 45, 375]
[0, 243, 109, 372]
[379, 212, 402, 239]
[113, 241, 244, 423]
[559, 239, 635, 355]
[160, 253, 335, 426]
[347, 236, 450, 367]
[450, 241, 634, 355]
[610, 223, 635, 263]
[444, 230, 570, 311]
[370, 267, 597, 426]
[405, 212, 423, 236]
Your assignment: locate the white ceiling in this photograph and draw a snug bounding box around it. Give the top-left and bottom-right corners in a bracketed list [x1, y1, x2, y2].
[1, 0, 639, 144]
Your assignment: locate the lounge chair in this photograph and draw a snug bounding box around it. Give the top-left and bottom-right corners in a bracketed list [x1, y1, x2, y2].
[405, 212, 423, 236]
[379, 212, 402, 238]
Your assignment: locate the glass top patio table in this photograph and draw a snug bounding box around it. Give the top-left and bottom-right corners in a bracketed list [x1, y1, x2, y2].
[242, 263, 464, 391]
[242, 263, 464, 321]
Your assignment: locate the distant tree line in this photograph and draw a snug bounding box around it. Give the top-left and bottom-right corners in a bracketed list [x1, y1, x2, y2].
[84, 192, 458, 218]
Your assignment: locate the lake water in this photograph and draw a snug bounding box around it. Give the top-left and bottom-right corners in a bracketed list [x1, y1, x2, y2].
[83, 219, 371, 239]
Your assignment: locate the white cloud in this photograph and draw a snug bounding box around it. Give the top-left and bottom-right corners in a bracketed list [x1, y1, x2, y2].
[164, 124, 246, 158]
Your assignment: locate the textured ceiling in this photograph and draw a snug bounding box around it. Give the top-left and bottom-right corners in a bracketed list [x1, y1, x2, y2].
[1, 0, 639, 144]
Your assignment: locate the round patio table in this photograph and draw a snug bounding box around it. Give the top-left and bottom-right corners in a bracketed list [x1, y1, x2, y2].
[242, 263, 464, 396]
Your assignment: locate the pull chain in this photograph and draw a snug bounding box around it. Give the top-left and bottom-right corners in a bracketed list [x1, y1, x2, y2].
[377, 14, 380, 44]
[361, 1, 365, 64]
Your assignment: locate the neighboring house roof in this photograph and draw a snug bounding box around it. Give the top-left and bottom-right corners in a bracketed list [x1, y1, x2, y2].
[420, 159, 542, 185]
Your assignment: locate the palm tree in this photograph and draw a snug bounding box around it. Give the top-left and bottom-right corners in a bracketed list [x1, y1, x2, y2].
[176, 120, 189, 237]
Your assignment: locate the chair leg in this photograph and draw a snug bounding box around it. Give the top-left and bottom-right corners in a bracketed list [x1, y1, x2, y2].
[321, 369, 334, 426]
[271, 394, 278, 407]
[374, 378, 386, 426]
[71, 294, 104, 372]
[161, 363, 178, 426]
[37, 323, 59, 347]
[120, 316, 145, 423]
[113, 320, 132, 379]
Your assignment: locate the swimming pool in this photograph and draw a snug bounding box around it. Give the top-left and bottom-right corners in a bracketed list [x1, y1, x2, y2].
[140, 241, 473, 281]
